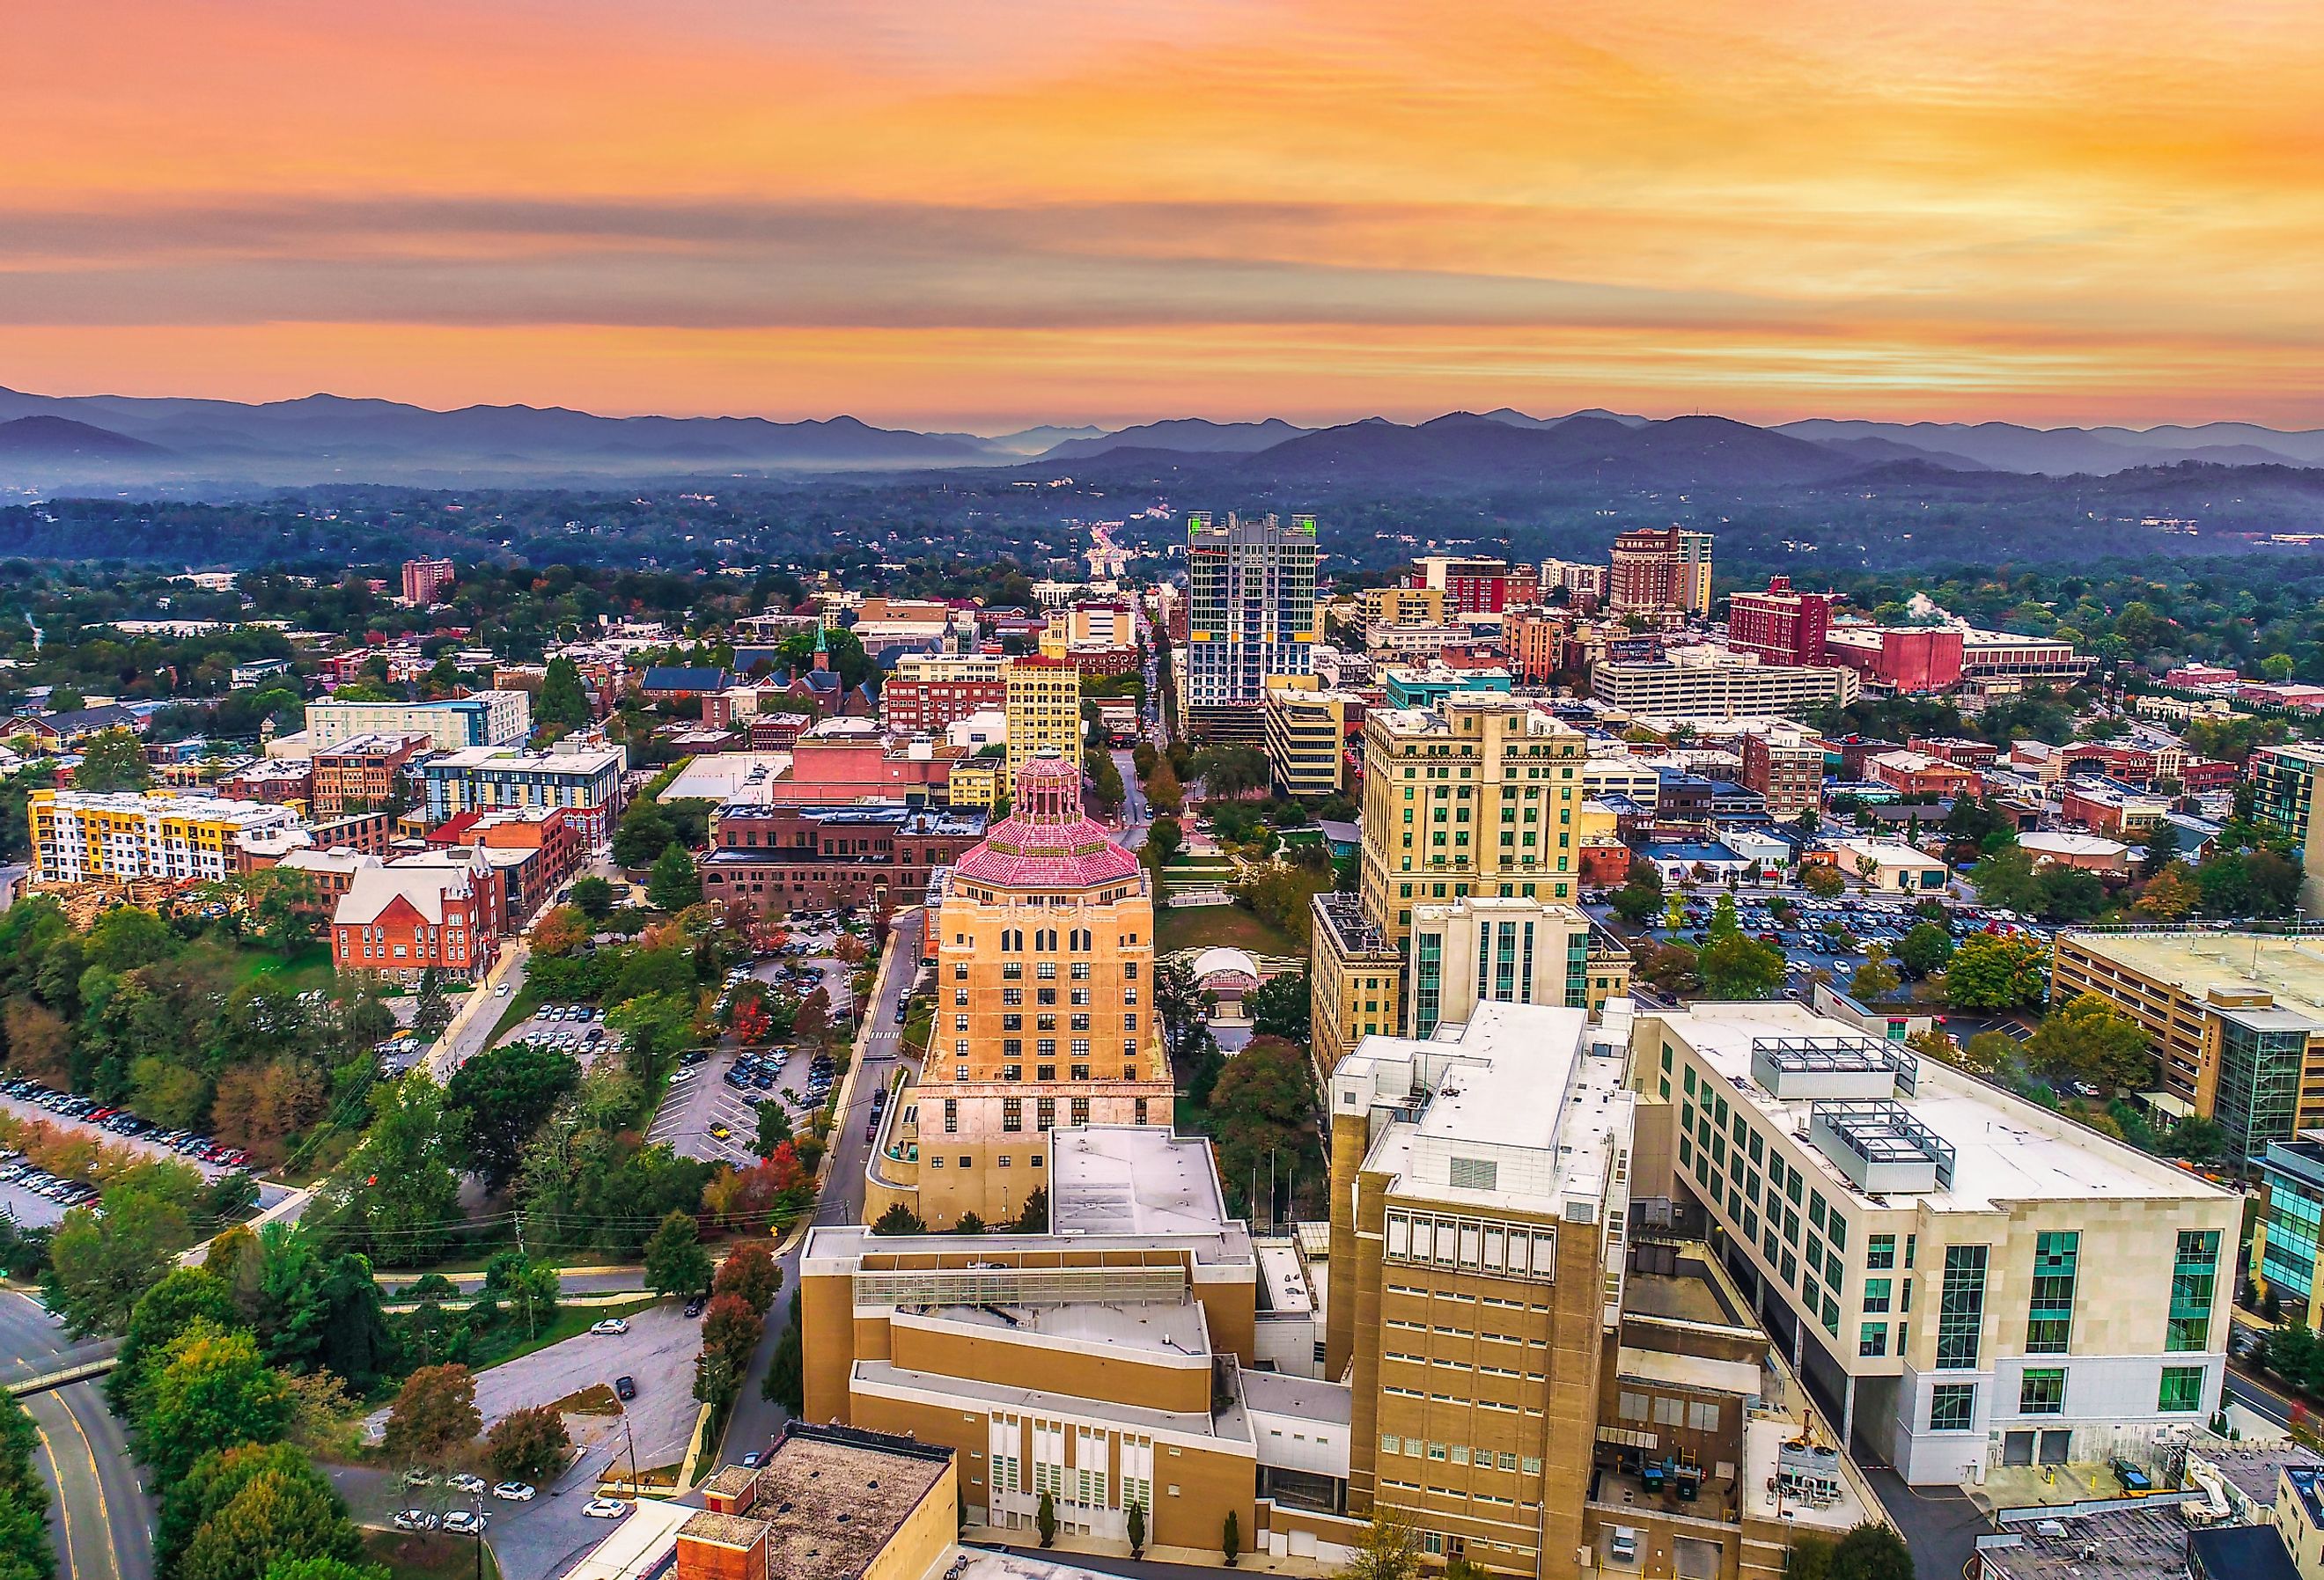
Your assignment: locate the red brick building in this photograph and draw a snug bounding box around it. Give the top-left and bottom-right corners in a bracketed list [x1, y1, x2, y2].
[1826, 625, 1967, 692]
[1739, 733, 1826, 818]
[701, 802, 988, 922]
[312, 731, 434, 817]
[331, 850, 502, 981]
[401, 556, 456, 606]
[1504, 609, 1567, 684]
[215, 758, 314, 807]
[880, 653, 1009, 735]
[1726, 576, 1834, 666]
[427, 805, 585, 922]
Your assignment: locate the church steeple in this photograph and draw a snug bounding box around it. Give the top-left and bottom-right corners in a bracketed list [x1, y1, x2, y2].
[812, 624, 830, 672]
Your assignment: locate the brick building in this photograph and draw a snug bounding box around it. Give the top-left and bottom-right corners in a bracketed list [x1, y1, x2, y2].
[1726, 576, 1834, 666]
[311, 731, 434, 817]
[331, 849, 502, 981]
[879, 651, 1010, 735]
[700, 801, 988, 922]
[1739, 731, 1826, 817]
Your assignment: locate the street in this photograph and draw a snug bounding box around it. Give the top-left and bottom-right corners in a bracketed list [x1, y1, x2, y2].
[714, 907, 924, 1465]
[2, 1290, 151, 1580]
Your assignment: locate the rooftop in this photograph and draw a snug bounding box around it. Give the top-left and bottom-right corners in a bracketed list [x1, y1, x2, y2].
[756, 1425, 953, 1580]
[1657, 1003, 2233, 1212]
[427, 743, 622, 773]
[2063, 930, 2324, 1023]
[1050, 1127, 1231, 1238]
[853, 1359, 1251, 1446]
[906, 1298, 1209, 1361]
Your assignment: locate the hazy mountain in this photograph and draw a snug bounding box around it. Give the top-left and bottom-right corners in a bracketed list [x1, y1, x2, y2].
[1776, 418, 2320, 474]
[976, 424, 1108, 455]
[1034, 417, 1313, 461]
[0, 415, 167, 459]
[1477, 406, 1651, 430]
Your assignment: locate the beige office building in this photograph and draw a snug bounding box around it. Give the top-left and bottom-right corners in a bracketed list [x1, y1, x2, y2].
[1591, 650, 1859, 720]
[1311, 892, 1407, 1081]
[1406, 894, 1631, 1035]
[1264, 678, 1361, 798]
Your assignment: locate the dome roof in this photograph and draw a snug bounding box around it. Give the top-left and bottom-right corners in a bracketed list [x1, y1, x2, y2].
[952, 752, 1142, 890]
[1190, 946, 1261, 988]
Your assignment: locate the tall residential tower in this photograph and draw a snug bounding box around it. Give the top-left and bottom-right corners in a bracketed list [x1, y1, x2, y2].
[1180, 511, 1319, 743]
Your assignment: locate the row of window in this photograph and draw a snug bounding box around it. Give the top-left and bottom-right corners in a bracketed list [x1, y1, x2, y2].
[1927, 1366, 2207, 1431]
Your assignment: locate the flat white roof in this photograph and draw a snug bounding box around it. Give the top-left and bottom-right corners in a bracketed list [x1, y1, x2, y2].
[1049, 1127, 1230, 1238]
[906, 1299, 1209, 1360]
[1615, 1345, 1762, 1397]
[1659, 1003, 2232, 1213]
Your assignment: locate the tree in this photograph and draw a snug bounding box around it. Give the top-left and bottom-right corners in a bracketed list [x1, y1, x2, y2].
[2141, 819, 2181, 878]
[952, 1211, 988, 1236]
[484, 1406, 571, 1485]
[1013, 1187, 1050, 1233]
[140, 1320, 294, 1483]
[871, 1203, 925, 1236]
[74, 727, 154, 792]
[1036, 1491, 1058, 1548]
[484, 1251, 561, 1335]
[1943, 932, 2050, 1011]
[2136, 862, 2203, 921]
[1800, 864, 1844, 899]
[109, 1265, 239, 1417]
[1247, 971, 1312, 1042]
[44, 1181, 190, 1335]
[571, 875, 614, 920]
[1828, 1522, 1913, 1580]
[762, 1290, 805, 1413]
[1153, 955, 1207, 1062]
[754, 1099, 794, 1156]
[712, 1238, 783, 1313]
[2036, 866, 2106, 923]
[1850, 946, 1901, 1003]
[695, 1294, 764, 1407]
[446, 1041, 582, 1192]
[2026, 992, 2156, 1091]
[647, 843, 702, 911]
[1126, 1497, 1146, 1560]
[1896, 922, 1954, 980]
[1205, 1037, 1320, 1222]
[1223, 1509, 1241, 1567]
[264, 1562, 390, 1580]
[1970, 847, 2047, 915]
[1698, 933, 1785, 1000]
[1145, 757, 1183, 815]
[1338, 1510, 1424, 1580]
[1610, 883, 1663, 924]
[1147, 814, 1184, 864]
[644, 1212, 714, 1299]
[0, 1392, 48, 1580]
[536, 658, 594, 732]
[382, 1363, 481, 1466]
[312, 1075, 462, 1264]
[179, 1454, 366, 1580]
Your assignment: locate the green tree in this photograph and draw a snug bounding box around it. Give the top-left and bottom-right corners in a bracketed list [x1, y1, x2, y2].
[2141, 819, 2181, 878]
[159, 1444, 349, 1580]
[762, 1290, 805, 1412]
[535, 657, 594, 731]
[1850, 946, 1901, 1003]
[2036, 866, 2107, 923]
[1800, 864, 1844, 899]
[872, 1202, 926, 1237]
[2026, 992, 2155, 1091]
[44, 1181, 191, 1336]
[109, 1265, 239, 1417]
[570, 875, 614, 920]
[483, 1406, 570, 1485]
[1942, 932, 2050, 1011]
[611, 801, 678, 870]
[1146, 814, 1183, 864]
[1247, 971, 1312, 1042]
[1610, 883, 1663, 924]
[140, 1320, 294, 1483]
[445, 1041, 582, 1192]
[754, 1099, 794, 1156]
[647, 843, 702, 911]
[1205, 1036, 1320, 1221]
[1224, 1508, 1241, 1567]
[1338, 1510, 1425, 1580]
[179, 1451, 364, 1580]
[381, 1363, 481, 1466]
[0, 1392, 50, 1580]
[74, 727, 154, 792]
[1126, 1497, 1146, 1560]
[644, 1211, 713, 1299]
[264, 1561, 390, 1580]
[1828, 1522, 1913, 1580]
[1969, 847, 2047, 914]
[311, 1075, 463, 1265]
[482, 1252, 561, 1336]
[1698, 933, 1785, 1000]
[1896, 922, 1955, 980]
[1036, 1490, 1058, 1547]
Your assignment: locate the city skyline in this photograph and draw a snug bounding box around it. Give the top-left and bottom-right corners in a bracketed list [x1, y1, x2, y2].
[9, 1, 2321, 427]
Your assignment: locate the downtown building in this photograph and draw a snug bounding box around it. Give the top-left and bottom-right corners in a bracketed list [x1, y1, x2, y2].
[1608, 529, 1713, 621]
[418, 742, 626, 844]
[1590, 647, 1860, 721]
[305, 690, 532, 751]
[27, 789, 301, 885]
[1636, 1001, 2235, 1482]
[1725, 577, 1835, 666]
[1180, 511, 1320, 743]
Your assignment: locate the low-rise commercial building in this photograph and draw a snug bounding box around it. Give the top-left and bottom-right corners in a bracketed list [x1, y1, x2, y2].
[677, 1422, 958, 1580]
[1635, 1002, 2236, 1483]
[1822, 838, 1948, 893]
[1263, 679, 1361, 798]
[310, 731, 435, 816]
[1739, 733, 1825, 819]
[1592, 650, 1860, 720]
[701, 802, 987, 922]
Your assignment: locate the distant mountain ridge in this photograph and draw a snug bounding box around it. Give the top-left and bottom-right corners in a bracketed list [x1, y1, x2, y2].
[0, 381, 2318, 489]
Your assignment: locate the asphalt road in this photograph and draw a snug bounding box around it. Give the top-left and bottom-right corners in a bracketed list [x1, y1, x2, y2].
[1, 1290, 152, 1580]
[716, 908, 923, 1466]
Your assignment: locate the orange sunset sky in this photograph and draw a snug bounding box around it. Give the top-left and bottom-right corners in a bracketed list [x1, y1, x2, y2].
[5, 0, 2321, 430]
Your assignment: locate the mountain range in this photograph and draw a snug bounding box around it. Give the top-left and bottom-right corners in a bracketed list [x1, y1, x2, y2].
[1, 382, 2320, 490]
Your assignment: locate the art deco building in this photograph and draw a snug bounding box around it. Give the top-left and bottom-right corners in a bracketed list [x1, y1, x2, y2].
[893, 753, 1175, 1227]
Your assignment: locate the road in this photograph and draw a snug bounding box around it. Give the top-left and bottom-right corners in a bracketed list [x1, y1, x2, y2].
[424, 940, 531, 1080]
[716, 908, 924, 1466]
[1, 1290, 151, 1580]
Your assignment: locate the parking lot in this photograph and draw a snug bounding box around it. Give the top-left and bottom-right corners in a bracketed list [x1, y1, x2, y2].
[1590, 886, 2054, 993]
[491, 1000, 617, 1066]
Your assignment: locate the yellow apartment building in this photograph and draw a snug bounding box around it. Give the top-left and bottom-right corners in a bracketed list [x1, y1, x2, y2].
[28, 788, 301, 885]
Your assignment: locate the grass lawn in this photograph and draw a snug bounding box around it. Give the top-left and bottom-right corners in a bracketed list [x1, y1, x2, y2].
[363, 1527, 499, 1580]
[235, 941, 337, 992]
[1157, 901, 1303, 960]
[484, 981, 546, 1045]
[464, 1294, 661, 1373]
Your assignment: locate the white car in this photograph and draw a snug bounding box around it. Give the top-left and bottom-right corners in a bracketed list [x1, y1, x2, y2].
[492, 1482, 537, 1502]
[393, 1510, 438, 1532]
[448, 1472, 487, 1494]
[583, 1498, 631, 1520]
[590, 1318, 629, 1336]
[443, 1510, 486, 1535]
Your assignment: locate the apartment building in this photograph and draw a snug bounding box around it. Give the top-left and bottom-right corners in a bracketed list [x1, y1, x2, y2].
[27, 789, 301, 884]
[310, 731, 434, 816]
[1408, 555, 1526, 615]
[2254, 1137, 2324, 1328]
[2052, 929, 2324, 1160]
[400, 555, 457, 606]
[1360, 585, 1450, 630]
[1181, 511, 1319, 743]
[1263, 679, 1361, 798]
[1739, 733, 1825, 818]
[1003, 655, 1081, 795]
[1636, 1002, 2237, 1482]
[1357, 694, 1591, 952]
[887, 756, 1175, 1227]
[1591, 650, 1861, 720]
[1504, 610, 1567, 685]
[418, 743, 625, 844]
[305, 690, 532, 750]
[1327, 1003, 1635, 1570]
[1609, 529, 1713, 620]
[883, 652, 1010, 735]
[1405, 894, 1631, 1035]
[2252, 744, 2324, 913]
[1726, 577, 1835, 666]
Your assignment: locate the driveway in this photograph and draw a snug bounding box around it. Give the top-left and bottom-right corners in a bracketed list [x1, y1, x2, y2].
[1862, 1467, 1985, 1580]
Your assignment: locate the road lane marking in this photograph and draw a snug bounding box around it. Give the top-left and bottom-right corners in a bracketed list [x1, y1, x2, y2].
[55, 1389, 123, 1580]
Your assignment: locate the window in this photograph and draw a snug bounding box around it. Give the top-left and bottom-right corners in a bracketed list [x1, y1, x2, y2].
[2168, 1231, 2219, 1352]
[1929, 1383, 1975, 1432]
[1859, 1323, 1887, 1358]
[2159, 1366, 2205, 1414]
[2026, 1231, 2078, 1355]
[1864, 1277, 1892, 1314]
[1936, 1246, 1989, 1370]
[2019, 1370, 2065, 1415]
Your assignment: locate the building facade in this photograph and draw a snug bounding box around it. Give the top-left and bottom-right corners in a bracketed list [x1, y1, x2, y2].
[1264, 680, 1360, 798]
[306, 690, 532, 751]
[418, 743, 625, 844]
[899, 755, 1175, 1226]
[400, 556, 457, 606]
[1181, 512, 1319, 742]
[1310, 893, 1406, 1082]
[1727, 577, 1834, 666]
[331, 851, 502, 981]
[28, 789, 301, 885]
[1739, 733, 1825, 818]
[1590, 652, 1860, 719]
[1637, 1002, 2236, 1483]
[1404, 894, 1629, 1035]
[1003, 656, 1081, 797]
[700, 802, 988, 922]
[880, 651, 1010, 736]
[311, 731, 435, 816]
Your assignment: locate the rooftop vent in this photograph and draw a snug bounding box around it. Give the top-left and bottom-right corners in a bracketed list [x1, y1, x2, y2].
[1749, 1035, 1917, 1102]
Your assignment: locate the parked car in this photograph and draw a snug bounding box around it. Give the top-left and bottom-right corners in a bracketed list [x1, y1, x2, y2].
[449, 1472, 487, 1494]
[584, 1498, 630, 1519]
[491, 1482, 536, 1503]
[614, 1375, 638, 1401]
[443, 1510, 486, 1535]
[590, 1317, 629, 1336]
[684, 1296, 705, 1319]
[393, 1510, 438, 1532]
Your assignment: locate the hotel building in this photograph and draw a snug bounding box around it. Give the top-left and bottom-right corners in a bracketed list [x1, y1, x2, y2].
[305, 690, 532, 751]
